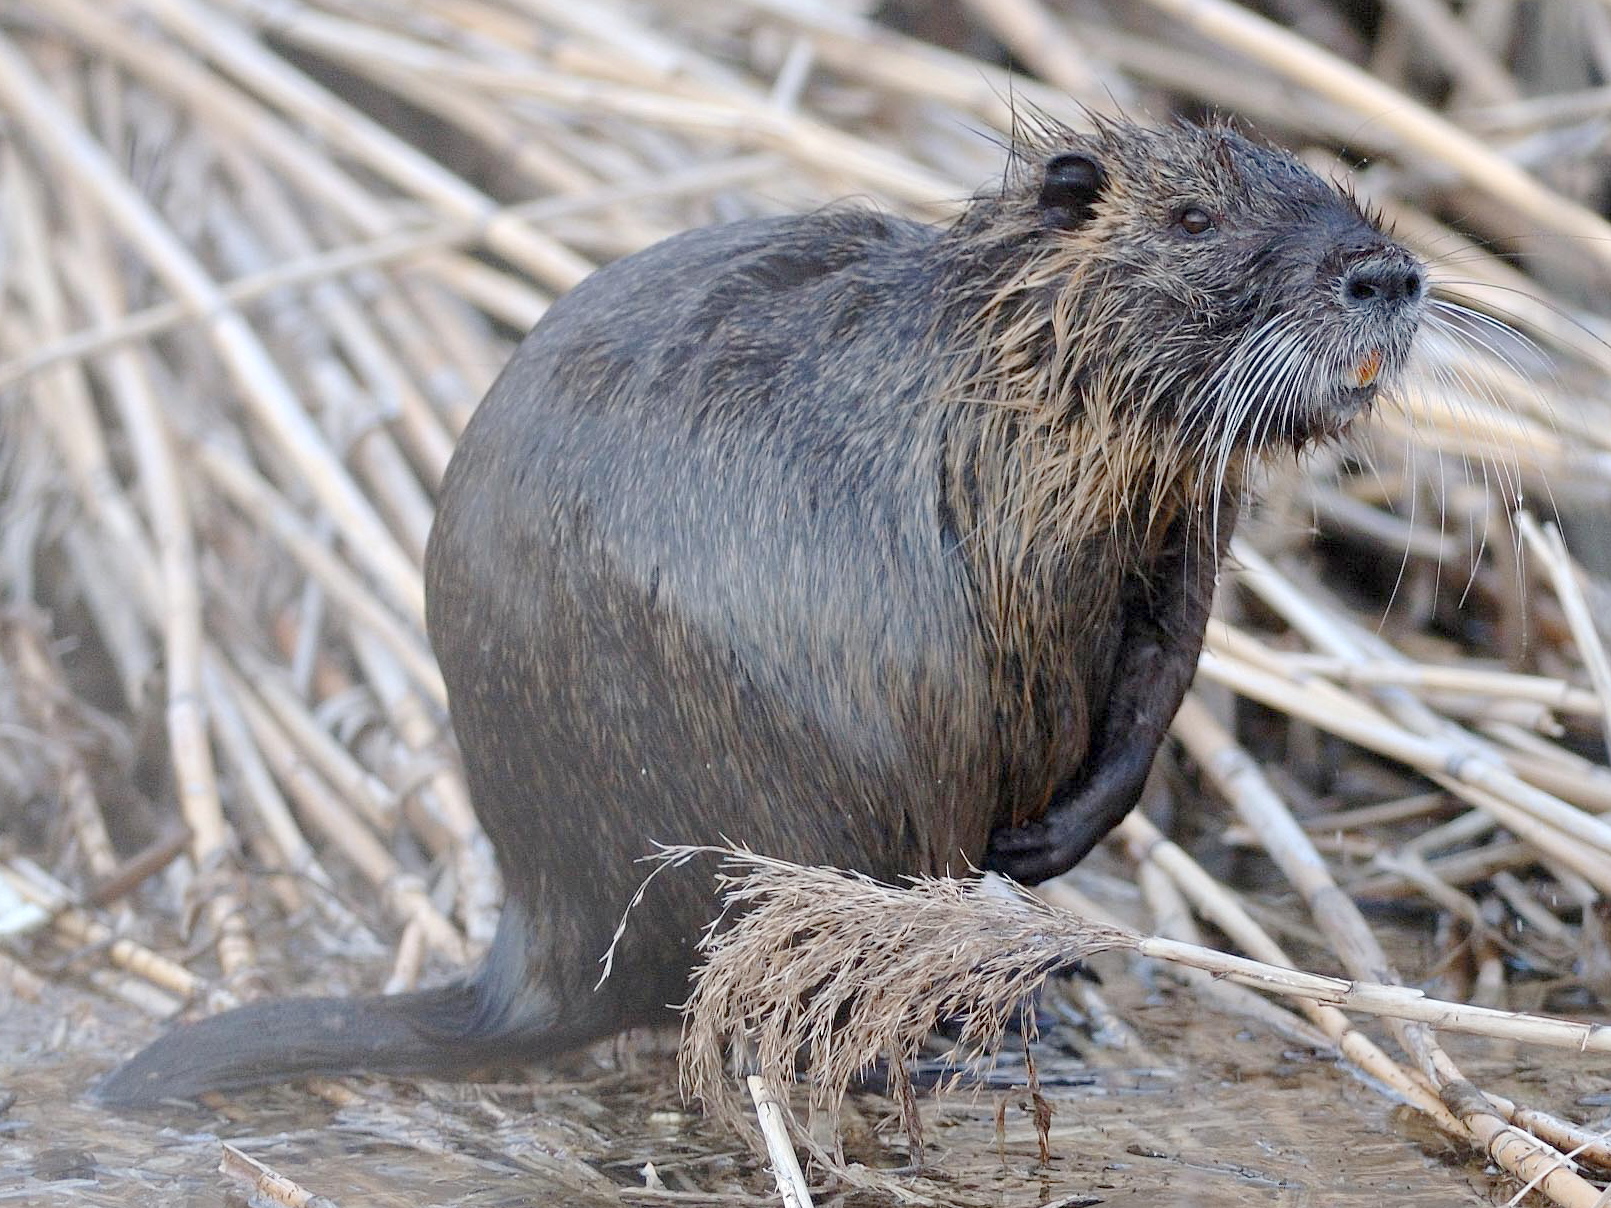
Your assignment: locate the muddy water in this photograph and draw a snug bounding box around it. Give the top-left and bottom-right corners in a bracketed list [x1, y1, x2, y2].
[4, 946, 1584, 1207]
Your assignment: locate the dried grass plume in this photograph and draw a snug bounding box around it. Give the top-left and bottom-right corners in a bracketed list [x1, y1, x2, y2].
[662, 845, 1131, 1167]
[662, 844, 1611, 1178]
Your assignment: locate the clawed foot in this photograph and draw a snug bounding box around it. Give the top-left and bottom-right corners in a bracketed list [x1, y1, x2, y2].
[985, 768, 1147, 885]
[985, 817, 1086, 886]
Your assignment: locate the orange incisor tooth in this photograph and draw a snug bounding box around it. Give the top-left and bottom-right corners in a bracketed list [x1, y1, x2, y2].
[1355, 349, 1383, 388]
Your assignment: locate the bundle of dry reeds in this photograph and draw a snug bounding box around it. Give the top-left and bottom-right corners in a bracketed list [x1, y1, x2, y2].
[3, 1, 1611, 1206]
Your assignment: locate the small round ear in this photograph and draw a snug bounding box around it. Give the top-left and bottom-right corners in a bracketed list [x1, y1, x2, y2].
[1039, 152, 1105, 227]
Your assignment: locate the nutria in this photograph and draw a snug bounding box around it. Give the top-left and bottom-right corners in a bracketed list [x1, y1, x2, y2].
[96, 115, 1425, 1106]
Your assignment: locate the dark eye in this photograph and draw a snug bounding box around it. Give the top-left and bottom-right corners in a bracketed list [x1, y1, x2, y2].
[1177, 206, 1215, 235]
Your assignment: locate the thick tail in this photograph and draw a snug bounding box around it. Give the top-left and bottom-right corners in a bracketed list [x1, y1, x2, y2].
[94, 982, 535, 1106]
[94, 904, 589, 1107]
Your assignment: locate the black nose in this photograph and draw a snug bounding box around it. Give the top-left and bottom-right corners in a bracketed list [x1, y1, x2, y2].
[1342, 257, 1425, 308]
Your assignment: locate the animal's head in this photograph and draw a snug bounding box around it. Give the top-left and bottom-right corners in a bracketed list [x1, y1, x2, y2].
[965, 115, 1427, 462]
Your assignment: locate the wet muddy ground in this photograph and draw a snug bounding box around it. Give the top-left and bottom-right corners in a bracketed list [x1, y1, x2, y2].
[5, 910, 1598, 1207]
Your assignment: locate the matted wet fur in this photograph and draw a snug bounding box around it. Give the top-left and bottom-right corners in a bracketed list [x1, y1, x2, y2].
[97, 113, 1426, 1107]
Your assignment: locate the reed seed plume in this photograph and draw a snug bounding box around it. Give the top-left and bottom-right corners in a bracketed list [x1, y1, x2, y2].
[667, 845, 1130, 1165]
[665, 845, 1611, 1177]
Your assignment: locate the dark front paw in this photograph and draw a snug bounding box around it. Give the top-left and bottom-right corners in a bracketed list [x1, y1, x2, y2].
[985, 818, 1082, 886]
[986, 770, 1146, 885]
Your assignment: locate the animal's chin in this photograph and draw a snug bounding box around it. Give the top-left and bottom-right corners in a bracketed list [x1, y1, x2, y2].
[1328, 381, 1379, 422]
[1307, 382, 1379, 443]
[1242, 380, 1379, 453]
[1295, 353, 1394, 442]
[1325, 347, 1386, 422]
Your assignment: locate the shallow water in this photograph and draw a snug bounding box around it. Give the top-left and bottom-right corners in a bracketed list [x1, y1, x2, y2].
[4, 946, 1588, 1207]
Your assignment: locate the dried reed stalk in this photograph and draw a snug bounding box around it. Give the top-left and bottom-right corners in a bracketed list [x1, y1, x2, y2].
[1517, 513, 1611, 761]
[1170, 695, 1611, 1189]
[1, 862, 203, 999]
[0, 27, 426, 623]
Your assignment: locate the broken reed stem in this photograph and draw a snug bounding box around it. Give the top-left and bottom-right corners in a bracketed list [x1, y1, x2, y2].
[1124, 840, 1333, 1049]
[1272, 654, 1601, 717]
[73, 194, 257, 987]
[1196, 649, 1611, 894]
[193, 441, 446, 707]
[147, 0, 597, 290]
[219, 1143, 336, 1208]
[747, 1077, 816, 1208]
[1198, 563, 1611, 1189]
[34, 0, 532, 338]
[1, 862, 204, 1000]
[1438, 1081, 1611, 1208]
[1133, 933, 1611, 1051]
[1175, 694, 1406, 988]
[246, 661, 399, 834]
[1107, 811, 1467, 1137]
[1204, 640, 1611, 897]
[223, 663, 467, 962]
[2, 152, 164, 639]
[8, 129, 254, 984]
[202, 657, 341, 902]
[243, 0, 962, 210]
